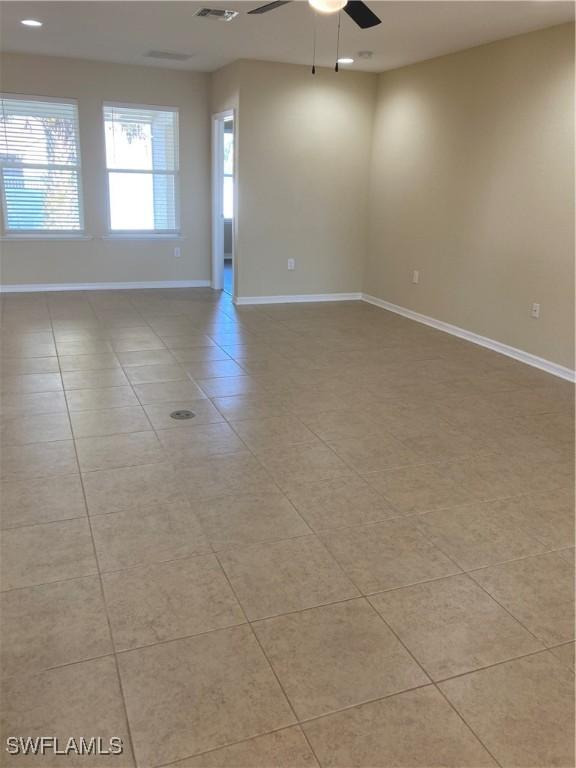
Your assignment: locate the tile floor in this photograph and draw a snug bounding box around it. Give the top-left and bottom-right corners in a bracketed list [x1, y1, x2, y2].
[0, 288, 574, 768]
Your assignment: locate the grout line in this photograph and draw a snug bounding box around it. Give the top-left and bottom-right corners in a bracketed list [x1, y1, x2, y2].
[50, 304, 140, 768]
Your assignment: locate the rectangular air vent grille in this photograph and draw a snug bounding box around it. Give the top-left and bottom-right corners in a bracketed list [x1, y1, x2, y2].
[146, 51, 194, 61]
[195, 8, 239, 21]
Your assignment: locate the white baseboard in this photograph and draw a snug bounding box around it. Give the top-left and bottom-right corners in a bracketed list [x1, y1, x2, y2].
[234, 292, 363, 306]
[362, 293, 575, 382]
[0, 280, 211, 293]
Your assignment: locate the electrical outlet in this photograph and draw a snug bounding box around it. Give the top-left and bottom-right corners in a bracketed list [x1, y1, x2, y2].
[287, 258, 295, 271]
[412, 270, 420, 284]
[531, 302, 540, 319]
[174, 247, 181, 259]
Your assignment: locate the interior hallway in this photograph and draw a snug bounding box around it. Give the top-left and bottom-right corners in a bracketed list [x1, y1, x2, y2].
[0, 287, 574, 767]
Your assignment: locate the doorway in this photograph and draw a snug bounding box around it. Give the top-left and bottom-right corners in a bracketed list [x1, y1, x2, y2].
[211, 110, 235, 295]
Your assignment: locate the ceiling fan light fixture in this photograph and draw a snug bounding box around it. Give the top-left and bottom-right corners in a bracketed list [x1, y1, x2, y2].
[308, 0, 347, 15]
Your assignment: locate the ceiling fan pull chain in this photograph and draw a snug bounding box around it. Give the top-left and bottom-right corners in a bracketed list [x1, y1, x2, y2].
[312, 10, 317, 74]
[335, 11, 342, 71]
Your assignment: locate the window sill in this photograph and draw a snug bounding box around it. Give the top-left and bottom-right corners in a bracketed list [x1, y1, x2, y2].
[1, 234, 93, 241]
[103, 234, 183, 241]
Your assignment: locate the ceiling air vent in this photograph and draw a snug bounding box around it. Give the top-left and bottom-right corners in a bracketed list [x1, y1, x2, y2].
[146, 50, 194, 61]
[195, 8, 239, 21]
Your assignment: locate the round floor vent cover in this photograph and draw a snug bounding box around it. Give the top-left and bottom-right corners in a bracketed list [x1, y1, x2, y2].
[170, 409, 196, 420]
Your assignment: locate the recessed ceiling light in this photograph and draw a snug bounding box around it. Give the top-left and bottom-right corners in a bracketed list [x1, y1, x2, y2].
[337, 57, 354, 65]
[21, 19, 43, 27]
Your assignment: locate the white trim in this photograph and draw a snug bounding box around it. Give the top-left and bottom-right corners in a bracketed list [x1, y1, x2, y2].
[0, 280, 211, 293]
[362, 293, 575, 382]
[1, 235, 93, 241]
[212, 109, 235, 294]
[234, 293, 363, 306]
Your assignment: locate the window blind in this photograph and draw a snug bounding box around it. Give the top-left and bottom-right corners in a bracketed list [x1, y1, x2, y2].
[103, 104, 179, 232]
[0, 96, 83, 233]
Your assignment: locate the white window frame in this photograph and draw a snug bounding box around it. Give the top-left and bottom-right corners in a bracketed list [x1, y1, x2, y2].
[102, 101, 180, 236]
[0, 93, 85, 236]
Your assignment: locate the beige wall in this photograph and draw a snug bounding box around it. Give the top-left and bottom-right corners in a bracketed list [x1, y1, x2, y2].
[366, 24, 575, 369]
[0, 53, 211, 286]
[212, 60, 376, 298]
[1, 28, 573, 370]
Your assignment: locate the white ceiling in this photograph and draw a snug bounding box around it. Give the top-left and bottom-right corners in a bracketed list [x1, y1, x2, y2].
[0, 0, 573, 73]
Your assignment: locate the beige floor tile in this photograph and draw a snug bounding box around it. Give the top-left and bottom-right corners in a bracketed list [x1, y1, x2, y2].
[320, 518, 460, 594]
[111, 337, 165, 353]
[157, 422, 246, 460]
[61, 368, 129, 389]
[66, 386, 139, 412]
[124, 363, 188, 385]
[76, 431, 165, 472]
[370, 574, 543, 680]
[118, 626, 295, 766]
[1, 576, 112, 678]
[0, 390, 67, 419]
[58, 352, 121, 371]
[143, 399, 224, 429]
[171, 346, 231, 363]
[1, 519, 97, 590]
[1, 440, 78, 480]
[491, 488, 575, 550]
[178, 451, 279, 502]
[184, 360, 246, 379]
[177, 727, 319, 768]
[303, 686, 497, 767]
[327, 434, 421, 473]
[416, 500, 548, 570]
[91, 500, 210, 572]
[212, 394, 293, 422]
[219, 535, 359, 620]
[117, 348, 177, 366]
[134, 379, 207, 404]
[254, 599, 428, 719]
[230, 415, 318, 453]
[440, 652, 575, 768]
[401, 425, 484, 463]
[364, 462, 474, 515]
[285, 476, 398, 531]
[70, 406, 151, 438]
[193, 493, 311, 550]
[470, 552, 575, 646]
[1, 372, 62, 394]
[0, 656, 134, 767]
[549, 642, 575, 671]
[0, 412, 72, 446]
[103, 555, 245, 650]
[558, 546, 575, 565]
[1, 356, 59, 375]
[196, 376, 264, 398]
[257, 443, 354, 490]
[83, 462, 185, 515]
[57, 339, 113, 356]
[162, 333, 217, 349]
[0, 474, 85, 529]
[298, 409, 386, 441]
[2, 338, 56, 358]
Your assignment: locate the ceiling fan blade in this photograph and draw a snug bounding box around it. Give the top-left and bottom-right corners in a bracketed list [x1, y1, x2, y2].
[247, 1, 292, 14]
[343, 1, 381, 28]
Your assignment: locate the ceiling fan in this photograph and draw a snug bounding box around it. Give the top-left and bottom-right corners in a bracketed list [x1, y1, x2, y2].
[248, 0, 382, 29]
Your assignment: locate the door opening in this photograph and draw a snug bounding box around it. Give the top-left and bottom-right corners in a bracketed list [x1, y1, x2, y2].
[211, 110, 235, 296]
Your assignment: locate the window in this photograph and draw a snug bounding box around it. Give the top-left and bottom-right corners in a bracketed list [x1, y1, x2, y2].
[103, 103, 179, 233]
[223, 118, 234, 220]
[0, 95, 83, 233]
